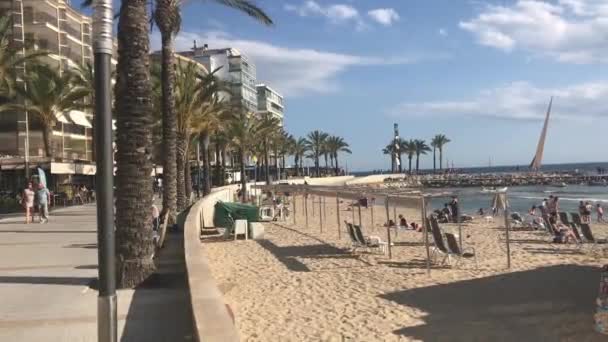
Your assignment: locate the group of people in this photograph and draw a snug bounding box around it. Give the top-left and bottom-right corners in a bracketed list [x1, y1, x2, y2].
[578, 201, 605, 223]
[21, 182, 50, 224]
[438, 197, 460, 223]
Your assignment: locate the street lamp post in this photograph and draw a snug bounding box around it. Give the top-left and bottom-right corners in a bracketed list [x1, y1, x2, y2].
[93, 1, 117, 342]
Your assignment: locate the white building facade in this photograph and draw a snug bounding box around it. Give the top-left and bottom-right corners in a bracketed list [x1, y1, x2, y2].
[256, 84, 284, 125]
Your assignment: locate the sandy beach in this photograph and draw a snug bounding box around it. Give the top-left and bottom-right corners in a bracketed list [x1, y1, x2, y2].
[204, 194, 608, 341]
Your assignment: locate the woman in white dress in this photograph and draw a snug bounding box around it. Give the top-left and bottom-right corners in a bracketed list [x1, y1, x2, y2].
[22, 183, 35, 224]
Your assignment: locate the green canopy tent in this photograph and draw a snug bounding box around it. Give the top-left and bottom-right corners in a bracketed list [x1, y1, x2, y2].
[213, 201, 260, 229]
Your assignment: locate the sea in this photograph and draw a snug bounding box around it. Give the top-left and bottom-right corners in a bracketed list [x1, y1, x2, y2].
[354, 162, 608, 215]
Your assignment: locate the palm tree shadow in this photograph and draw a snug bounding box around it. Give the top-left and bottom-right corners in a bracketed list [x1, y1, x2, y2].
[380, 264, 604, 341]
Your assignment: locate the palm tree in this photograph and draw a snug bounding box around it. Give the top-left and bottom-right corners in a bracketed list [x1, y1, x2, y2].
[258, 113, 280, 184]
[434, 134, 451, 170]
[0, 16, 47, 104]
[304, 130, 328, 177]
[6, 64, 89, 157]
[413, 139, 431, 173]
[225, 110, 261, 202]
[113, 0, 156, 288]
[326, 136, 351, 175]
[292, 137, 307, 177]
[153, 0, 181, 222]
[400, 139, 417, 175]
[430, 136, 439, 173]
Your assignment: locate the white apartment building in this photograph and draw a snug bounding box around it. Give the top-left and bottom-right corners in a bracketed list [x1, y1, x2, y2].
[256, 84, 284, 125]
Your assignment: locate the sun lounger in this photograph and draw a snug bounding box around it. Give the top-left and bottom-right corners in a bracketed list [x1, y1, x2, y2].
[444, 232, 477, 268]
[428, 216, 452, 265]
[346, 221, 387, 254]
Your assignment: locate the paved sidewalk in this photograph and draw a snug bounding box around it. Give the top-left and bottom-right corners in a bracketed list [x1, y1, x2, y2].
[0, 204, 193, 341]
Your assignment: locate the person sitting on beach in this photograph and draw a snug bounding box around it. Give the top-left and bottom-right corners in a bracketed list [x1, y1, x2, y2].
[478, 208, 484, 216]
[449, 196, 459, 223]
[579, 201, 586, 220]
[410, 222, 421, 232]
[529, 205, 537, 216]
[539, 199, 548, 216]
[597, 204, 606, 223]
[552, 219, 577, 244]
[547, 195, 559, 220]
[442, 203, 452, 222]
[398, 214, 407, 228]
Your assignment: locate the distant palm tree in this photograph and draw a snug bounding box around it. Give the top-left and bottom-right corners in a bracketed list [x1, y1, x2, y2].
[433, 134, 451, 170]
[413, 139, 431, 173]
[401, 139, 417, 174]
[225, 110, 261, 202]
[258, 113, 281, 184]
[326, 136, 351, 175]
[292, 137, 308, 176]
[430, 136, 440, 173]
[304, 130, 328, 177]
[6, 64, 89, 158]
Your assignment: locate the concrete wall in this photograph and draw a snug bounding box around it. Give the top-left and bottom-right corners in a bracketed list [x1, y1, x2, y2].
[346, 174, 405, 186]
[184, 185, 240, 342]
[282, 175, 355, 186]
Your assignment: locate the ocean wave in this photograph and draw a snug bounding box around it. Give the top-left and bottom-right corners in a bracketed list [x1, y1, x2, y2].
[517, 196, 608, 203]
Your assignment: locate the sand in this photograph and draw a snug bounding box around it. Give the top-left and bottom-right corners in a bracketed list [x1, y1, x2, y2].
[204, 194, 608, 341]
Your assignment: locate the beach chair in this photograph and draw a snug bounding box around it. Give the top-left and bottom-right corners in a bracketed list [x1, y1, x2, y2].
[428, 216, 452, 265]
[233, 219, 248, 240]
[444, 232, 477, 268]
[559, 212, 572, 226]
[352, 223, 387, 254]
[578, 222, 607, 254]
[345, 222, 362, 252]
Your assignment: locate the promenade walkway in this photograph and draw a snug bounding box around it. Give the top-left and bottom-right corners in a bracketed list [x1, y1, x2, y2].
[0, 204, 193, 341]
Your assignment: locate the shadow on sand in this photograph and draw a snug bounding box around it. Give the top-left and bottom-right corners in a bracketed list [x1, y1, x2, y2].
[380, 264, 605, 341]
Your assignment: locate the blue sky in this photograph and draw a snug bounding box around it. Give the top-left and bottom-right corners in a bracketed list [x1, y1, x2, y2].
[133, 0, 608, 171]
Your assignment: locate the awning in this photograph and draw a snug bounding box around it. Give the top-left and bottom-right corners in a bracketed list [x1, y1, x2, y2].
[50, 162, 97, 175]
[69, 110, 93, 128]
[56, 112, 70, 124]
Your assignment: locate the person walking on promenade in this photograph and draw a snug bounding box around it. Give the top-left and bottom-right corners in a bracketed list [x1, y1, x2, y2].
[597, 204, 606, 223]
[22, 183, 35, 224]
[36, 183, 50, 224]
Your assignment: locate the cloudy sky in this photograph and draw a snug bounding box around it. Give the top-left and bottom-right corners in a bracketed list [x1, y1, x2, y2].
[147, 0, 608, 171]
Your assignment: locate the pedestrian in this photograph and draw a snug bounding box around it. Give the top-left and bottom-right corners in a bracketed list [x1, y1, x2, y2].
[597, 204, 606, 223]
[449, 196, 459, 223]
[22, 182, 35, 224]
[585, 201, 593, 223]
[36, 183, 50, 224]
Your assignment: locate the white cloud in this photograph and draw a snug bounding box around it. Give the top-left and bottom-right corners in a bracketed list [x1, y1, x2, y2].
[367, 8, 400, 26]
[460, 0, 608, 63]
[391, 81, 608, 121]
[438, 28, 448, 36]
[284, 1, 365, 29]
[152, 31, 416, 97]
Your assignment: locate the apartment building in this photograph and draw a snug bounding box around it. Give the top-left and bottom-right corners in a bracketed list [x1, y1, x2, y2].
[0, 0, 100, 189]
[256, 84, 284, 125]
[179, 45, 258, 113]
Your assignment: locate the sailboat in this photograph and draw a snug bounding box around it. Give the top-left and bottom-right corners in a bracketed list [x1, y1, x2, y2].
[529, 97, 553, 172]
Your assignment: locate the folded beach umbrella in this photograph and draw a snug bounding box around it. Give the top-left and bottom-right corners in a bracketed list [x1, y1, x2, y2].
[491, 193, 509, 210]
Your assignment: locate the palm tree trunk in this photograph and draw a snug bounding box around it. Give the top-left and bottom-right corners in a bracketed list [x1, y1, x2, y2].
[201, 132, 211, 195]
[275, 147, 280, 180]
[408, 156, 412, 174]
[220, 146, 227, 186]
[433, 147, 436, 173]
[416, 153, 420, 172]
[159, 31, 177, 225]
[315, 153, 320, 177]
[439, 147, 443, 170]
[42, 124, 53, 158]
[324, 154, 328, 174]
[263, 140, 270, 184]
[214, 138, 221, 186]
[176, 131, 187, 211]
[114, 0, 155, 288]
[295, 155, 300, 176]
[239, 149, 247, 202]
[334, 153, 339, 175]
[185, 155, 192, 202]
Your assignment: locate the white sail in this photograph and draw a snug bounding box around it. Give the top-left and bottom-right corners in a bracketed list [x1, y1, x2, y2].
[530, 97, 553, 171]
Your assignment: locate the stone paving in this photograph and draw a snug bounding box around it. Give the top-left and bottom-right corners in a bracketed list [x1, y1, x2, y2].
[0, 204, 193, 341]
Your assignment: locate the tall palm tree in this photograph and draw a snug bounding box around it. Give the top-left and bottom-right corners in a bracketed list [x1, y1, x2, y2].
[382, 143, 395, 171]
[326, 135, 351, 175]
[434, 134, 451, 170]
[153, 0, 181, 222]
[6, 64, 89, 157]
[0, 15, 47, 104]
[430, 136, 440, 173]
[413, 139, 431, 173]
[292, 137, 307, 177]
[304, 130, 328, 177]
[113, 0, 156, 288]
[400, 139, 417, 175]
[258, 113, 280, 184]
[225, 110, 261, 202]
